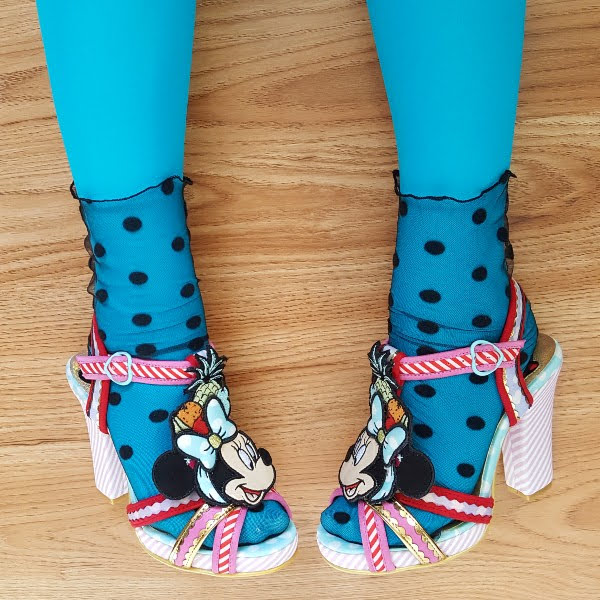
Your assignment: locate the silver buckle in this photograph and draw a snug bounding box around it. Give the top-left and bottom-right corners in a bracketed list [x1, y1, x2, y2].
[469, 340, 504, 377]
[104, 351, 133, 386]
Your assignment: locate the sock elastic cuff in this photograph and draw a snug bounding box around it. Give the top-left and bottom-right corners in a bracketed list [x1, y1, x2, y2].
[71, 175, 192, 204]
[393, 169, 515, 204]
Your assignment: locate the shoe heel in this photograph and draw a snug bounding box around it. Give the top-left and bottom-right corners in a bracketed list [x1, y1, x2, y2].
[502, 342, 562, 498]
[67, 357, 129, 501]
[82, 410, 129, 501]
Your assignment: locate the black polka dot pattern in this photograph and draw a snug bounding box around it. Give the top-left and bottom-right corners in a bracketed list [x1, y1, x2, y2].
[96, 289, 108, 303]
[161, 178, 174, 195]
[180, 283, 195, 298]
[399, 200, 408, 217]
[414, 384, 436, 398]
[108, 392, 121, 406]
[186, 315, 202, 329]
[94, 242, 106, 258]
[472, 208, 487, 224]
[136, 343, 156, 357]
[119, 445, 133, 460]
[419, 289, 441, 303]
[171, 236, 185, 251]
[334, 512, 351, 524]
[472, 266, 488, 281]
[424, 240, 445, 255]
[418, 320, 439, 334]
[98, 329, 107, 341]
[472, 315, 492, 328]
[129, 271, 148, 285]
[149, 409, 169, 423]
[413, 424, 433, 438]
[123, 217, 142, 232]
[457, 463, 475, 478]
[417, 345, 436, 356]
[467, 416, 486, 430]
[188, 336, 207, 352]
[497, 226, 509, 243]
[132, 313, 152, 326]
[469, 373, 489, 384]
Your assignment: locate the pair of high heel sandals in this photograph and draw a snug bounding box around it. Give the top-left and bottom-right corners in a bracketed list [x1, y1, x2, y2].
[66, 178, 562, 576]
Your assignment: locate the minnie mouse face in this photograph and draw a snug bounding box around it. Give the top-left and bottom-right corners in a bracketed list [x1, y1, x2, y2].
[217, 431, 275, 506]
[163, 396, 276, 508]
[153, 348, 277, 508]
[339, 429, 383, 501]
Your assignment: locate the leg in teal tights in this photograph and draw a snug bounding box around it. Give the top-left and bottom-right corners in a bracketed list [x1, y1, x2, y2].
[369, 0, 526, 198]
[36, 0, 195, 198]
[321, 0, 538, 545]
[37, 0, 289, 545]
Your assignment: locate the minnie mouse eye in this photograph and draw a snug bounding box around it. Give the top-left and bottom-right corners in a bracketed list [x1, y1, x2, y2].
[238, 448, 254, 470]
[246, 441, 258, 461]
[353, 441, 366, 465]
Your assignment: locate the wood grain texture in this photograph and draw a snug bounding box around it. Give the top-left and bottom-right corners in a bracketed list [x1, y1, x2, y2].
[1, 0, 599, 598]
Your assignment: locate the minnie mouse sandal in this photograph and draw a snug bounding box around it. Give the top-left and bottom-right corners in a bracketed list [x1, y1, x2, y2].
[317, 279, 561, 573]
[67, 317, 297, 575]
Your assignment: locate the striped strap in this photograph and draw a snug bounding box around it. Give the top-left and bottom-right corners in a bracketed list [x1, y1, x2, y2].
[77, 354, 196, 386]
[358, 501, 393, 572]
[212, 506, 245, 574]
[395, 486, 494, 524]
[371, 500, 446, 565]
[390, 340, 523, 381]
[169, 504, 236, 569]
[126, 492, 207, 527]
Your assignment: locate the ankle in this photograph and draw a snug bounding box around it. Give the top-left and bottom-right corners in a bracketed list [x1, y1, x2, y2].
[388, 171, 515, 354]
[76, 176, 209, 360]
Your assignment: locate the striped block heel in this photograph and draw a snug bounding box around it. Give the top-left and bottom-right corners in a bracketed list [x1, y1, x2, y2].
[67, 356, 128, 501]
[502, 339, 562, 497]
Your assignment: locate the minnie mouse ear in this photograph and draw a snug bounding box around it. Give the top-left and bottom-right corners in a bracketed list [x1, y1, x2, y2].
[152, 450, 197, 500]
[395, 446, 435, 499]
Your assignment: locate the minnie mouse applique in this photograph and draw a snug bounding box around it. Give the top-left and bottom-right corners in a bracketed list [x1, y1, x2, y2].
[152, 349, 276, 508]
[338, 343, 435, 503]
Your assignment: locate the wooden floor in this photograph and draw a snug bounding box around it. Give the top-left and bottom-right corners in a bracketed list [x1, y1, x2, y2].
[1, 1, 599, 598]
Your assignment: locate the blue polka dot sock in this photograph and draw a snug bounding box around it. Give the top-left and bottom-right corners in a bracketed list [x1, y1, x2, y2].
[321, 171, 538, 544]
[78, 177, 289, 544]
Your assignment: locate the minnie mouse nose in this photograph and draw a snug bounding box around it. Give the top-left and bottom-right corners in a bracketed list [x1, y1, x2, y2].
[258, 447, 272, 466]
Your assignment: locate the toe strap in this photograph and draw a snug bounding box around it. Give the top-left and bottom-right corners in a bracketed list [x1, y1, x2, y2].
[358, 500, 446, 572]
[170, 504, 236, 569]
[167, 489, 291, 574]
[371, 500, 446, 567]
[358, 501, 395, 572]
[212, 506, 246, 574]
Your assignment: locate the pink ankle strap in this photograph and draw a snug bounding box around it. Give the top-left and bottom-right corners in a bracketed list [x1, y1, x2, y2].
[77, 353, 196, 386]
[78, 314, 205, 434]
[389, 339, 524, 382]
[385, 278, 533, 427]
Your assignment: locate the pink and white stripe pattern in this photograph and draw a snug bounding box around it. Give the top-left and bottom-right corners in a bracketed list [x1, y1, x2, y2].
[77, 354, 196, 386]
[391, 342, 522, 381]
[66, 356, 129, 500]
[502, 364, 560, 496]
